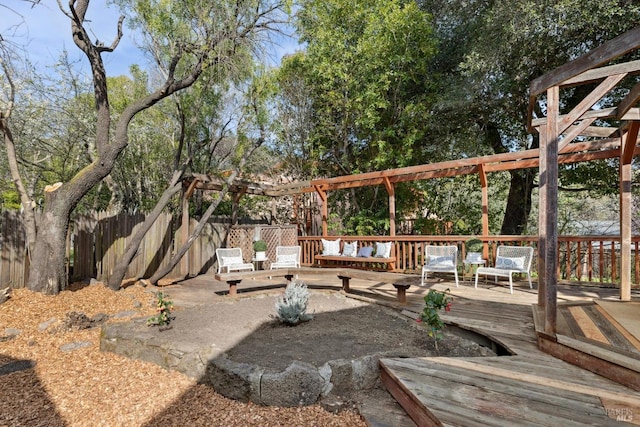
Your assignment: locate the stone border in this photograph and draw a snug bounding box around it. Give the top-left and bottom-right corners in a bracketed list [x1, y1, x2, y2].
[203, 351, 384, 407]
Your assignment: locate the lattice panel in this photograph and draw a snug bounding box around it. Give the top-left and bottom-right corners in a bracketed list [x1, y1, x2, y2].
[227, 225, 298, 267]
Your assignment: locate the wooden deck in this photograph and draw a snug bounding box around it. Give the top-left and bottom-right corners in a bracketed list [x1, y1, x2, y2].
[164, 272, 640, 426]
[381, 280, 640, 426]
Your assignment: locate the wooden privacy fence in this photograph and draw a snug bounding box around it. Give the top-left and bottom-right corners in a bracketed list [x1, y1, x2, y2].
[0, 210, 28, 289]
[73, 212, 231, 283]
[0, 210, 294, 289]
[298, 235, 640, 287]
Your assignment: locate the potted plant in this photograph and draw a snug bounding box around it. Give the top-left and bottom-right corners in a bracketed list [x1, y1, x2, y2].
[253, 239, 267, 260]
[464, 238, 484, 261]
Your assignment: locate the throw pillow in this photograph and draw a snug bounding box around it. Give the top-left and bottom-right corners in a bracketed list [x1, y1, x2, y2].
[278, 254, 298, 264]
[428, 255, 454, 267]
[321, 238, 341, 256]
[357, 246, 374, 257]
[222, 256, 243, 266]
[374, 241, 392, 258]
[342, 241, 358, 257]
[495, 256, 526, 270]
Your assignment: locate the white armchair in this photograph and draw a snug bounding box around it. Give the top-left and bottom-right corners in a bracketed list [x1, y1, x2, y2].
[421, 245, 459, 287]
[475, 245, 534, 294]
[216, 248, 254, 274]
[270, 246, 301, 270]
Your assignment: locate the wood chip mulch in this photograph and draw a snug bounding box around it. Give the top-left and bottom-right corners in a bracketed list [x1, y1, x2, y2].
[0, 284, 366, 426]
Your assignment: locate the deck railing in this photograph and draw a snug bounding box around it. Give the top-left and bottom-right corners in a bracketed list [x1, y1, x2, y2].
[298, 235, 640, 287]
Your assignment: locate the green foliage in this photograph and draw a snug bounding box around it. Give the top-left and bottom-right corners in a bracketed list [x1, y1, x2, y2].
[147, 292, 174, 327]
[420, 288, 452, 351]
[1, 190, 20, 210]
[274, 281, 313, 325]
[560, 160, 620, 197]
[417, 0, 640, 233]
[253, 240, 267, 252]
[344, 209, 389, 236]
[465, 238, 483, 253]
[107, 73, 178, 212]
[285, 0, 438, 221]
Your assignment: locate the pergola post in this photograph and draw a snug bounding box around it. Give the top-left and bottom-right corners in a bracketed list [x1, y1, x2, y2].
[537, 127, 547, 307]
[542, 86, 559, 334]
[478, 165, 490, 259]
[315, 185, 328, 236]
[383, 177, 396, 236]
[619, 122, 638, 301]
[181, 179, 199, 277]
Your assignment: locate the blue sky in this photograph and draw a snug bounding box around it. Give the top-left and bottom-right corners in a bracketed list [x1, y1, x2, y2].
[2, 0, 300, 77]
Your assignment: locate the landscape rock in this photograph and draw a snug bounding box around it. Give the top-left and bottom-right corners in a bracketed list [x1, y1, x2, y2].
[204, 356, 264, 403]
[259, 361, 326, 406]
[39, 318, 58, 331]
[0, 287, 10, 304]
[60, 341, 92, 352]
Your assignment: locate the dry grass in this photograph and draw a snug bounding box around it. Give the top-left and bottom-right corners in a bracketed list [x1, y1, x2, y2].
[0, 285, 366, 426]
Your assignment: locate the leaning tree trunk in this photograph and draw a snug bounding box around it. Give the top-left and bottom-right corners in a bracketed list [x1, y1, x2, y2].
[147, 174, 238, 285]
[500, 169, 536, 235]
[107, 172, 184, 290]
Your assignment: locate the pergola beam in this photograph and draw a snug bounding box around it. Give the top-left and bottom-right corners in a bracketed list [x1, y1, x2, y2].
[529, 27, 640, 97]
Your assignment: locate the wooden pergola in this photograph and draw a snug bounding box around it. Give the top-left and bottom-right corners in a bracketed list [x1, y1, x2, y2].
[182, 27, 640, 337]
[530, 26, 640, 334]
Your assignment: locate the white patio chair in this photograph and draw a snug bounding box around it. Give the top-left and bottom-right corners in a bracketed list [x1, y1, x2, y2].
[475, 245, 534, 294]
[216, 247, 254, 274]
[270, 245, 301, 269]
[421, 245, 459, 287]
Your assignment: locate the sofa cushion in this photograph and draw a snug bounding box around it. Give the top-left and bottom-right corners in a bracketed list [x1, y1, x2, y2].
[321, 238, 341, 256]
[357, 246, 374, 257]
[495, 256, 526, 270]
[374, 241, 392, 258]
[428, 255, 455, 267]
[342, 241, 358, 257]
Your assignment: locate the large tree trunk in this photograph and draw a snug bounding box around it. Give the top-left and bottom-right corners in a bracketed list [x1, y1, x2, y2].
[27, 185, 71, 294]
[485, 121, 537, 236]
[148, 195, 224, 284]
[501, 169, 536, 235]
[28, 214, 69, 294]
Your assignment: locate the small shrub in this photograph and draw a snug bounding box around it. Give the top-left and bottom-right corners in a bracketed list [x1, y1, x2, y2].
[253, 240, 267, 252]
[147, 292, 174, 327]
[419, 288, 452, 351]
[274, 280, 313, 325]
[465, 238, 484, 253]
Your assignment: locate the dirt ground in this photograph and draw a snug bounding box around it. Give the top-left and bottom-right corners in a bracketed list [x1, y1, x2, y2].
[222, 291, 492, 372]
[0, 283, 490, 426]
